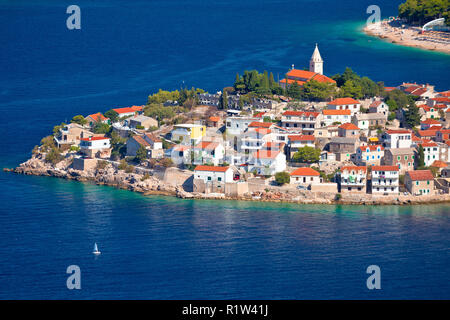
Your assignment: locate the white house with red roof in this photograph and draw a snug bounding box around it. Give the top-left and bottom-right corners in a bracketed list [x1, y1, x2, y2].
[248, 149, 286, 175]
[240, 126, 274, 155]
[382, 129, 412, 149]
[405, 170, 435, 196]
[321, 109, 351, 127]
[290, 167, 321, 187]
[170, 145, 191, 165]
[338, 166, 367, 193]
[281, 111, 322, 134]
[113, 105, 144, 118]
[418, 141, 439, 167]
[338, 123, 360, 138]
[371, 165, 399, 195]
[368, 100, 389, 117]
[80, 136, 111, 158]
[354, 145, 384, 166]
[193, 141, 225, 166]
[287, 135, 315, 159]
[86, 112, 108, 127]
[327, 98, 361, 116]
[194, 165, 234, 184]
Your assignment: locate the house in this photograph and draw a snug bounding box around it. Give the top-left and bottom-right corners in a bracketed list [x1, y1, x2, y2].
[170, 124, 206, 145]
[338, 123, 360, 138]
[419, 141, 439, 166]
[126, 134, 163, 159]
[420, 119, 442, 131]
[352, 113, 387, 130]
[287, 135, 315, 159]
[319, 151, 336, 164]
[281, 111, 321, 134]
[79, 136, 111, 158]
[248, 149, 286, 176]
[54, 123, 93, 150]
[338, 166, 367, 193]
[382, 130, 412, 149]
[193, 141, 225, 166]
[431, 160, 448, 174]
[207, 116, 221, 128]
[86, 113, 108, 127]
[405, 170, 435, 196]
[368, 100, 389, 117]
[329, 137, 358, 161]
[240, 127, 274, 155]
[290, 167, 321, 187]
[225, 117, 259, 136]
[128, 115, 158, 130]
[321, 109, 351, 127]
[279, 68, 335, 89]
[371, 165, 399, 195]
[436, 129, 450, 142]
[354, 145, 384, 166]
[327, 98, 361, 116]
[113, 105, 144, 118]
[314, 124, 339, 138]
[197, 93, 220, 107]
[170, 145, 191, 165]
[193, 165, 235, 193]
[418, 104, 440, 120]
[383, 148, 415, 174]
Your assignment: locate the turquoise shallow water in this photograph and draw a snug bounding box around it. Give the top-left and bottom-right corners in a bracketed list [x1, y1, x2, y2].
[0, 0, 449, 299]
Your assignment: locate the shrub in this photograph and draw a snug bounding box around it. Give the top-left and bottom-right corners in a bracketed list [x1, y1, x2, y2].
[141, 173, 151, 181]
[125, 165, 135, 173]
[118, 159, 128, 170]
[69, 145, 80, 152]
[160, 158, 174, 168]
[275, 171, 290, 185]
[45, 147, 63, 165]
[335, 194, 342, 201]
[96, 160, 108, 170]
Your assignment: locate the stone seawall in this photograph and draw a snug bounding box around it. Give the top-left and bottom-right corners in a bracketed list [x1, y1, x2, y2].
[8, 154, 450, 206]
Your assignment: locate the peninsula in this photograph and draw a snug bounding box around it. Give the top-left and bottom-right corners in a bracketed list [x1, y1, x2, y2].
[8, 45, 450, 205]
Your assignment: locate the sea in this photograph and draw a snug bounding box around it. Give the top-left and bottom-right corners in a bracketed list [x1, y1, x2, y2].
[0, 0, 449, 299]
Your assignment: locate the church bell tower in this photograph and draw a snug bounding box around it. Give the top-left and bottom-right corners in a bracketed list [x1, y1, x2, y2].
[309, 43, 323, 75]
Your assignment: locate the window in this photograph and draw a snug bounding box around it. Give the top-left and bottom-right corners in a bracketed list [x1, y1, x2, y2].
[218, 177, 222, 182]
[416, 181, 419, 186]
[207, 177, 212, 181]
[427, 181, 430, 185]
[404, 156, 407, 160]
[397, 156, 401, 160]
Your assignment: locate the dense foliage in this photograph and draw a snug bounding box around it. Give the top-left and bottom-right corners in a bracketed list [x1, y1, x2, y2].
[292, 146, 321, 163]
[275, 171, 290, 185]
[398, 0, 450, 26]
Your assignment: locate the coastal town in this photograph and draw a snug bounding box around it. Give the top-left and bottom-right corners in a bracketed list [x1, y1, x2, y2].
[12, 44, 450, 205]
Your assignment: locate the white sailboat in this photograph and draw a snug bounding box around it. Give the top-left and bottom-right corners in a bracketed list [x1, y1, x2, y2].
[92, 242, 101, 255]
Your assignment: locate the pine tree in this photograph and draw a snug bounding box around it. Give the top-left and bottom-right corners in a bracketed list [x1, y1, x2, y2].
[405, 103, 421, 128]
[219, 91, 228, 110]
[417, 144, 425, 169]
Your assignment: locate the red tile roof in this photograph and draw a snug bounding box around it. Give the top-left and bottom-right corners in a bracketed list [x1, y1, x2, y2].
[358, 145, 384, 152]
[339, 123, 359, 130]
[288, 135, 315, 142]
[328, 98, 360, 105]
[386, 129, 410, 134]
[194, 165, 230, 172]
[431, 160, 447, 168]
[417, 130, 438, 137]
[133, 135, 150, 147]
[407, 170, 434, 181]
[87, 112, 107, 122]
[248, 121, 272, 128]
[290, 167, 320, 176]
[252, 150, 281, 160]
[323, 109, 351, 115]
[195, 141, 219, 150]
[421, 119, 441, 125]
[283, 111, 320, 117]
[372, 165, 399, 172]
[208, 116, 220, 122]
[113, 106, 143, 114]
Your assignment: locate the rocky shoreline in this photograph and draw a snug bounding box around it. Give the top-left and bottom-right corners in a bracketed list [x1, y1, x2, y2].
[363, 21, 450, 54]
[6, 154, 450, 206]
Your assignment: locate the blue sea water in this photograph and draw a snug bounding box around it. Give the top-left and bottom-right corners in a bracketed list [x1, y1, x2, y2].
[0, 0, 449, 299]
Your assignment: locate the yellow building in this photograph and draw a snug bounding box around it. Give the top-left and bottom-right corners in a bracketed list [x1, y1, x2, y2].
[171, 124, 206, 145]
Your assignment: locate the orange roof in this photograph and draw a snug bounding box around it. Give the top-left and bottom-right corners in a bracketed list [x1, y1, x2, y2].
[421, 119, 441, 125]
[208, 116, 220, 122]
[339, 123, 359, 130]
[290, 167, 320, 176]
[173, 145, 190, 152]
[418, 130, 437, 137]
[252, 150, 280, 160]
[286, 69, 317, 79]
[288, 135, 315, 141]
[407, 170, 434, 181]
[113, 106, 142, 114]
[279, 78, 307, 86]
[254, 128, 272, 135]
[310, 73, 336, 84]
[87, 112, 107, 122]
[358, 145, 384, 152]
[133, 135, 150, 147]
[341, 166, 367, 173]
[144, 133, 161, 142]
[323, 109, 351, 116]
[372, 165, 399, 172]
[248, 121, 272, 128]
[194, 165, 230, 172]
[386, 129, 410, 134]
[195, 141, 219, 150]
[432, 97, 450, 103]
[420, 141, 438, 147]
[431, 160, 448, 168]
[328, 98, 360, 105]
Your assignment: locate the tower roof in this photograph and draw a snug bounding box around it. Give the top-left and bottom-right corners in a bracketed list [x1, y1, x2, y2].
[310, 43, 323, 62]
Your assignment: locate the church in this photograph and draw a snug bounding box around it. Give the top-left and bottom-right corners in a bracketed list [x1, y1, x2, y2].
[279, 44, 335, 88]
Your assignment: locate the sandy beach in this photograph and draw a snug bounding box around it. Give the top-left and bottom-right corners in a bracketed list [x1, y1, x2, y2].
[364, 20, 450, 54]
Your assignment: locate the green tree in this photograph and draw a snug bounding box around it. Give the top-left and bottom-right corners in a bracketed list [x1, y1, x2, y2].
[301, 80, 337, 101]
[93, 122, 111, 134]
[340, 80, 363, 99]
[219, 91, 228, 109]
[286, 81, 302, 99]
[292, 146, 321, 163]
[275, 171, 290, 185]
[71, 115, 87, 126]
[135, 145, 148, 163]
[105, 109, 119, 123]
[45, 147, 63, 165]
[404, 103, 421, 128]
[417, 144, 425, 168]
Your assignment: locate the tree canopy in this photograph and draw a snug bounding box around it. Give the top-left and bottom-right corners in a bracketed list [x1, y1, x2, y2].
[398, 0, 450, 26]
